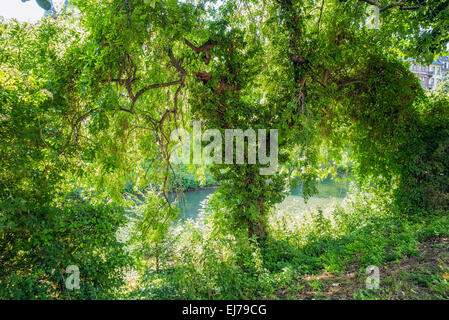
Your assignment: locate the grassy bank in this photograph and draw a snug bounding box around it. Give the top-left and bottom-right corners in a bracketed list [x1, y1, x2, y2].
[122, 188, 449, 300]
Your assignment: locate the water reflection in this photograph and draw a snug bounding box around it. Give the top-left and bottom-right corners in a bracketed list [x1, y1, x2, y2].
[171, 177, 350, 221]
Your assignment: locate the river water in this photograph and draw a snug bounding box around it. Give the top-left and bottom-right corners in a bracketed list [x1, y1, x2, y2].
[172, 177, 350, 221]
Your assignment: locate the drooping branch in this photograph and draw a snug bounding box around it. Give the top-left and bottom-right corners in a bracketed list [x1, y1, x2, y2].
[317, 0, 325, 32]
[186, 39, 242, 96]
[215, 78, 242, 95]
[196, 71, 212, 83]
[354, 0, 425, 12]
[379, 1, 424, 12]
[184, 39, 222, 65]
[133, 48, 186, 104]
[109, 48, 186, 114]
[155, 48, 187, 128]
[195, 71, 241, 96]
[277, 0, 309, 121]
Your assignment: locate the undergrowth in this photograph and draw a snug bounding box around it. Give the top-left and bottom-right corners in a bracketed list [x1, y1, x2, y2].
[123, 187, 449, 299]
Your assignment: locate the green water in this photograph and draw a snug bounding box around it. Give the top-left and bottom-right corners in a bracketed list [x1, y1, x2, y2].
[173, 177, 350, 221]
[277, 177, 350, 216]
[172, 187, 218, 220]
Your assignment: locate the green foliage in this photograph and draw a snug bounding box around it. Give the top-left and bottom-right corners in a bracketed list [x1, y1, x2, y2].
[0, 17, 131, 300]
[169, 164, 217, 191]
[394, 94, 449, 214]
[2, 0, 449, 299]
[127, 195, 279, 299]
[0, 195, 131, 299]
[125, 189, 178, 270]
[126, 187, 449, 299]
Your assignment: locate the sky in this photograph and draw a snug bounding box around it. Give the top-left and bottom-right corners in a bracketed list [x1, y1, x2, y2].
[0, 0, 66, 23]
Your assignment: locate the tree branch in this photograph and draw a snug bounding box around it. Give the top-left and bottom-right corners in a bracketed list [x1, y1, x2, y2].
[184, 39, 222, 65]
[355, 0, 425, 12]
[113, 48, 187, 114]
[380, 1, 424, 12]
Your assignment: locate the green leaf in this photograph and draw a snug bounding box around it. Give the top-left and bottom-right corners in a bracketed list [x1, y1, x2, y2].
[144, 0, 156, 8]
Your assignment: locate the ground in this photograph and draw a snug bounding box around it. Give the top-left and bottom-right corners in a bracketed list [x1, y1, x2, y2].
[275, 237, 449, 300]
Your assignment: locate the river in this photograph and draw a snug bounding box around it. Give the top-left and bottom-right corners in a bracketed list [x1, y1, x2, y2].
[172, 176, 350, 221]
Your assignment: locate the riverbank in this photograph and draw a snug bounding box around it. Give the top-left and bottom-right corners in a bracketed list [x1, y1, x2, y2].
[274, 236, 449, 300]
[124, 190, 449, 300]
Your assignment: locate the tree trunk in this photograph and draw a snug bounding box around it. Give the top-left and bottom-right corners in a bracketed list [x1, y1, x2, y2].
[248, 199, 268, 242]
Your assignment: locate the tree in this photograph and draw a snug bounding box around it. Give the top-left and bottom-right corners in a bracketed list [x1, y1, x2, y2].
[28, 0, 449, 241]
[2, 3, 449, 298]
[0, 14, 131, 299]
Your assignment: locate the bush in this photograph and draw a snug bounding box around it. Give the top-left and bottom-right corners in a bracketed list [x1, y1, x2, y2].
[0, 196, 132, 299]
[395, 95, 449, 215]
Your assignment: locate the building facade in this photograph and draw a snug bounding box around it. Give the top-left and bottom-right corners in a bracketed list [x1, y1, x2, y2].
[409, 56, 449, 90]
